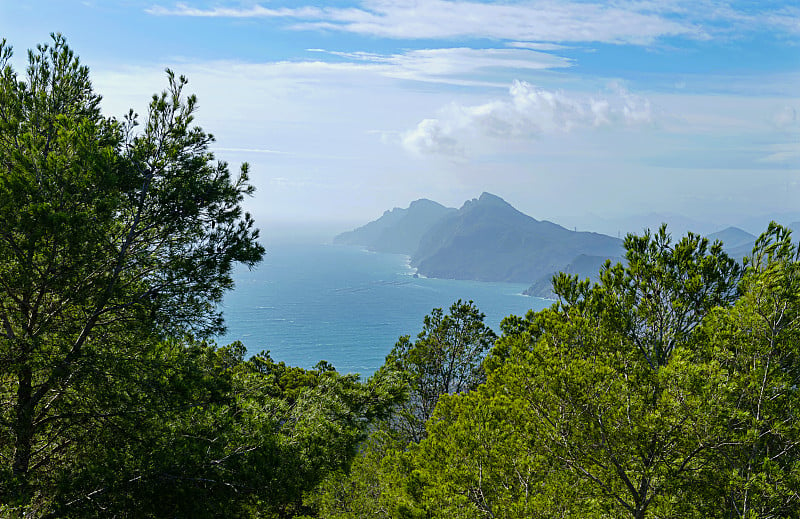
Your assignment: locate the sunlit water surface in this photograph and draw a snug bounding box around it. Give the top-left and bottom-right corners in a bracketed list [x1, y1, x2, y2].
[219, 243, 551, 377]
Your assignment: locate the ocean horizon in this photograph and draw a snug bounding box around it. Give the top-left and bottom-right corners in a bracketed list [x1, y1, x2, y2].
[218, 241, 551, 377]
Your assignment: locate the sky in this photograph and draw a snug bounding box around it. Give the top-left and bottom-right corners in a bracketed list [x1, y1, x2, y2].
[1, 0, 799, 237]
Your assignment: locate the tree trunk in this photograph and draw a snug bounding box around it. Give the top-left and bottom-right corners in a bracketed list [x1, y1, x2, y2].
[12, 364, 34, 491]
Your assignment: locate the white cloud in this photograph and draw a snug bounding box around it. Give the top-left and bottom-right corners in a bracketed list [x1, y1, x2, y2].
[402, 119, 465, 157]
[758, 142, 800, 165]
[147, 1, 800, 44]
[87, 54, 799, 225]
[148, 0, 702, 44]
[402, 80, 654, 156]
[772, 105, 798, 129]
[767, 7, 800, 34]
[146, 3, 325, 18]
[309, 47, 571, 84]
[612, 1, 800, 35]
[95, 46, 569, 105]
[507, 42, 571, 51]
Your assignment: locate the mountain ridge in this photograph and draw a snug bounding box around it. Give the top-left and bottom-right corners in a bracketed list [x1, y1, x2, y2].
[410, 193, 623, 283]
[333, 198, 456, 255]
[335, 193, 624, 285]
[334, 195, 781, 293]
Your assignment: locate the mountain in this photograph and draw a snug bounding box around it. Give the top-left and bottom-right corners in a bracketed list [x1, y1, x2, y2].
[707, 226, 756, 249]
[411, 193, 623, 283]
[333, 199, 456, 255]
[525, 226, 767, 298]
[706, 226, 757, 261]
[714, 222, 800, 261]
[561, 212, 720, 238]
[523, 254, 626, 298]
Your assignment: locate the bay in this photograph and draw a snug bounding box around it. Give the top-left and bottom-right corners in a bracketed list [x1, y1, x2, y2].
[218, 242, 551, 377]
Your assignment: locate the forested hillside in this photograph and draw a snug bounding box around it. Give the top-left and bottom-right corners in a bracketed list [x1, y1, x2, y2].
[2, 37, 799, 518]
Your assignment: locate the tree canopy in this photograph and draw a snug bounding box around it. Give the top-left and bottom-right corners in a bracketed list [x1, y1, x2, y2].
[0, 33, 263, 502]
[379, 299, 497, 443]
[0, 35, 403, 517]
[314, 225, 799, 519]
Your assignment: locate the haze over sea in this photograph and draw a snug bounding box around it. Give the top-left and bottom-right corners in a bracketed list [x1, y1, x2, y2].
[219, 241, 551, 376]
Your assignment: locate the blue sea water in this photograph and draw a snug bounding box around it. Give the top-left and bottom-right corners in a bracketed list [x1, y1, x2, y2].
[218, 243, 551, 377]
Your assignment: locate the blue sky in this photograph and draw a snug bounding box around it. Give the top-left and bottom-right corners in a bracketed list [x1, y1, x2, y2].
[1, 0, 799, 236]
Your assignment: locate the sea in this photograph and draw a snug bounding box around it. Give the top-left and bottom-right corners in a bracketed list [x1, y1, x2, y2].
[218, 242, 552, 377]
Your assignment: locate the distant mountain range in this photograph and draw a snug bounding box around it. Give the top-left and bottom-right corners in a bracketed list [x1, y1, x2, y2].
[334, 194, 792, 299]
[522, 253, 625, 298]
[558, 213, 800, 240]
[335, 193, 622, 292]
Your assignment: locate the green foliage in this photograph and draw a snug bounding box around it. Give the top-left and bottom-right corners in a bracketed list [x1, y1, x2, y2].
[368, 225, 752, 519]
[379, 299, 497, 443]
[405, 384, 567, 518]
[697, 222, 800, 517]
[0, 338, 400, 517]
[312, 301, 497, 516]
[309, 427, 405, 518]
[0, 34, 264, 508]
[620, 224, 742, 368]
[0, 35, 406, 518]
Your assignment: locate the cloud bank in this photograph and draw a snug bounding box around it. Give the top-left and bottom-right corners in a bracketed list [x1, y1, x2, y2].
[402, 81, 653, 156]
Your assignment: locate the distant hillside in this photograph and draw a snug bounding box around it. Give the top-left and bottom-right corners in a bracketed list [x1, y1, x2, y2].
[333, 199, 456, 255]
[708, 226, 756, 249]
[523, 254, 626, 299]
[336, 194, 792, 297]
[411, 193, 623, 283]
[707, 226, 757, 261]
[526, 226, 766, 298]
[715, 222, 800, 261]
